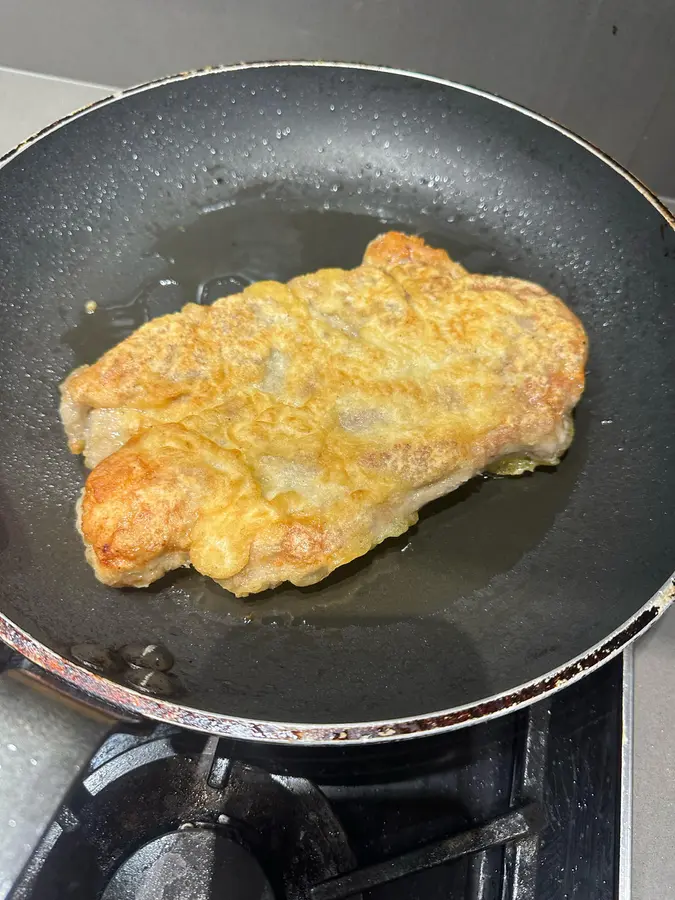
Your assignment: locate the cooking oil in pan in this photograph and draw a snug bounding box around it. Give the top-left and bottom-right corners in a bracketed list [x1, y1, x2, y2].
[61, 202, 509, 367]
[61, 279, 186, 365]
[58, 201, 587, 626]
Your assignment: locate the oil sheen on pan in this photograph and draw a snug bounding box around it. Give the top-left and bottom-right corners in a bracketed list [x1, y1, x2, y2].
[59, 231, 587, 597]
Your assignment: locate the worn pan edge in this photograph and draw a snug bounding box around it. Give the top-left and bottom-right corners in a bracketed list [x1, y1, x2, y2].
[1, 574, 672, 744]
[0, 61, 673, 744]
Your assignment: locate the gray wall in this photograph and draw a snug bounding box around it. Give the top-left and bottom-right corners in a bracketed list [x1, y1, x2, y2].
[2, 0, 674, 195]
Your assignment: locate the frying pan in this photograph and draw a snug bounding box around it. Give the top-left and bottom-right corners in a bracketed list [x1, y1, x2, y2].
[0, 61, 674, 878]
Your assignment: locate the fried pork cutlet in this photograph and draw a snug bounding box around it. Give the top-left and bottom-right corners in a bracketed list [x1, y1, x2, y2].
[59, 232, 587, 596]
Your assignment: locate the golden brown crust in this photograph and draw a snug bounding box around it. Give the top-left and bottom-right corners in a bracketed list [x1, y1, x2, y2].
[60, 232, 588, 595]
[363, 231, 468, 279]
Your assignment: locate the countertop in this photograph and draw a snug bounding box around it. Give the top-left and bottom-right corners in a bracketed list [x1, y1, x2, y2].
[0, 65, 672, 899]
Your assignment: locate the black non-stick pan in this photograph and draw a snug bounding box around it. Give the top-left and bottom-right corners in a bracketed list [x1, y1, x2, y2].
[0, 62, 673, 840]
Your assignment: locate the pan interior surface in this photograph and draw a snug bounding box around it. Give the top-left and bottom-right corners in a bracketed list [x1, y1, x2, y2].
[0, 65, 673, 727]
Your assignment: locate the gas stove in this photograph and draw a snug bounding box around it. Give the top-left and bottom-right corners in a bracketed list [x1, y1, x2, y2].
[3, 645, 629, 900]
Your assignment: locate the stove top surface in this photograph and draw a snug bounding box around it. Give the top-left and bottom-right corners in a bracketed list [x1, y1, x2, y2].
[6, 653, 626, 900]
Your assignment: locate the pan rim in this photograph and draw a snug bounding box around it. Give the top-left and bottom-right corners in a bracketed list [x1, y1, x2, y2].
[0, 60, 674, 745]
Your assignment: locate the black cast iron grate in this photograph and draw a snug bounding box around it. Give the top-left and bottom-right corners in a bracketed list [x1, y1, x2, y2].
[311, 701, 550, 900]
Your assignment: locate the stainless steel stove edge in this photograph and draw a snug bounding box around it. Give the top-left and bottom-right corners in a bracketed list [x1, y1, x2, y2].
[619, 646, 634, 900]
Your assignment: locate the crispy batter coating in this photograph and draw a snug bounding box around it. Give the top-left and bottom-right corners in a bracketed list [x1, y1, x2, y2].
[59, 232, 587, 595]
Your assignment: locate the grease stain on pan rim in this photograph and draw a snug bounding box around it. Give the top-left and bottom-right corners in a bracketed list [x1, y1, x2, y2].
[0, 576, 673, 745]
[0, 61, 674, 744]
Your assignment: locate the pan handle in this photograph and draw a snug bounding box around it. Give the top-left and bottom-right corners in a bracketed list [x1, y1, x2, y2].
[0, 668, 115, 898]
